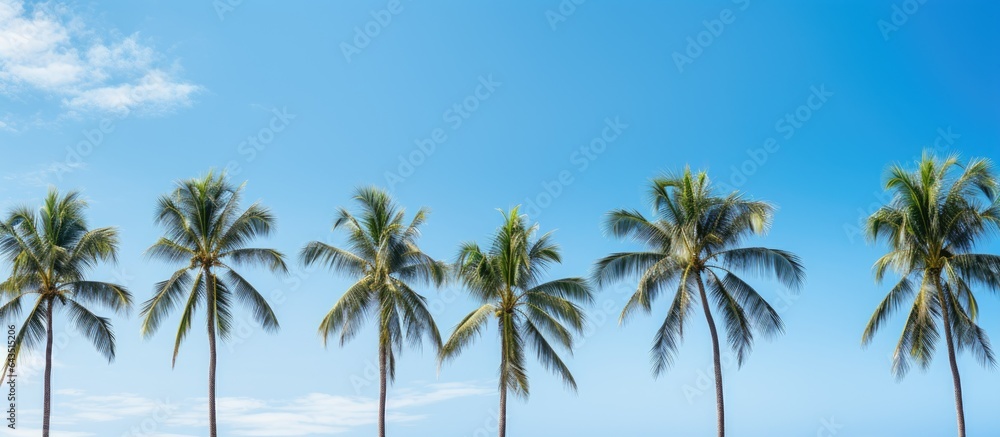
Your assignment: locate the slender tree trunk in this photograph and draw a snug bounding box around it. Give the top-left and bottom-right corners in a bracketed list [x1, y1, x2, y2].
[378, 341, 387, 437]
[207, 272, 218, 437]
[933, 272, 966, 437]
[498, 378, 507, 437]
[42, 298, 54, 437]
[498, 317, 508, 437]
[695, 272, 725, 437]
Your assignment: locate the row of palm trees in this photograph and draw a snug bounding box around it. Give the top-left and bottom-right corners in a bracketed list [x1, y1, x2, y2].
[0, 152, 997, 437]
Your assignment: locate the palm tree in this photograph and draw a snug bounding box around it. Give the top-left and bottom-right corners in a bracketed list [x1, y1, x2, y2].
[592, 168, 805, 437]
[0, 190, 132, 437]
[300, 186, 445, 437]
[139, 172, 287, 437]
[863, 153, 1000, 437]
[440, 206, 593, 437]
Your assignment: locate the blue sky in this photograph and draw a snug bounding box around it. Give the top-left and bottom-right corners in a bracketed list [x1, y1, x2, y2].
[1, 0, 999, 435]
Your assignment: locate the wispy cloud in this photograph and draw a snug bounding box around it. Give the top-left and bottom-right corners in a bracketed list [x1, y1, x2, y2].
[3, 161, 85, 188]
[33, 382, 492, 436]
[0, 0, 200, 117]
[170, 382, 494, 436]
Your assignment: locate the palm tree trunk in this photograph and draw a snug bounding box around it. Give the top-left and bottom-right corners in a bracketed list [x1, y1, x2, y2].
[498, 381, 507, 437]
[933, 272, 966, 437]
[378, 341, 387, 437]
[42, 298, 54, 437]
[207, 272, 219, 437]
[696, 272, 725, 437]
[498, 317, 508, 437]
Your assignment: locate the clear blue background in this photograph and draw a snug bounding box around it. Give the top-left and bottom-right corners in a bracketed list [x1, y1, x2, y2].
[1, 0, 998, 435]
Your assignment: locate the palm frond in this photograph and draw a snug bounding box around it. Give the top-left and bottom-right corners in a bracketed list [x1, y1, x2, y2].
[224, 269, 279, 332]
[172, 270, 205, 367]
[140, 268, 194, 338]
[862, 275, 916, 346]
[63, 298, 117, 362]
[440, 304, 495, 363]
[67, 281, 132, 316]
[318, 278, 375, 347]
[523, 320, 577, 391]
[713, 247, 806, 291]
[223, 248, 288, 274]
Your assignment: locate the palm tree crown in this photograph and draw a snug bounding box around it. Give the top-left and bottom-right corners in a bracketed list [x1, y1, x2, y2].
[594, 168, 805, 371]
[301, 186, 445, 365]
[441, 206, 593, 396]
[140, 171, 287, 362]
[864, 153, 1000, 375]
[0, 189, 131, 364]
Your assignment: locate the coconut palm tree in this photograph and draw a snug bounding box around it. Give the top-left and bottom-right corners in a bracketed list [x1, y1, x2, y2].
[863, 153, 1000, 437]
[440, 206, 593, 437]
[300, 186, 445, 437]
[0, 190, 132, 437]
[592, 168, 805, 437]
[139, 172, 287, 437]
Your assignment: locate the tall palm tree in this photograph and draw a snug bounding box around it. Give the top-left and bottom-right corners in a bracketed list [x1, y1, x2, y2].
[440, 206, 593, 437]
[0, 190, 132, 437]
[592, 168, 805, 437]
[863, 153, 1000, 437]
[300, 186, 445, 437]
[139, 172, 287, 437]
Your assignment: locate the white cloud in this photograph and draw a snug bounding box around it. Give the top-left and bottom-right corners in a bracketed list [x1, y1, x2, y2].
[35, 382, 493, 436]
[53, 388, 84, 396]
[169, 382, 493, 436]
[0, 0, 199, 116]
[58, 393, 174, 423]
[65, 70, 200, 116]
